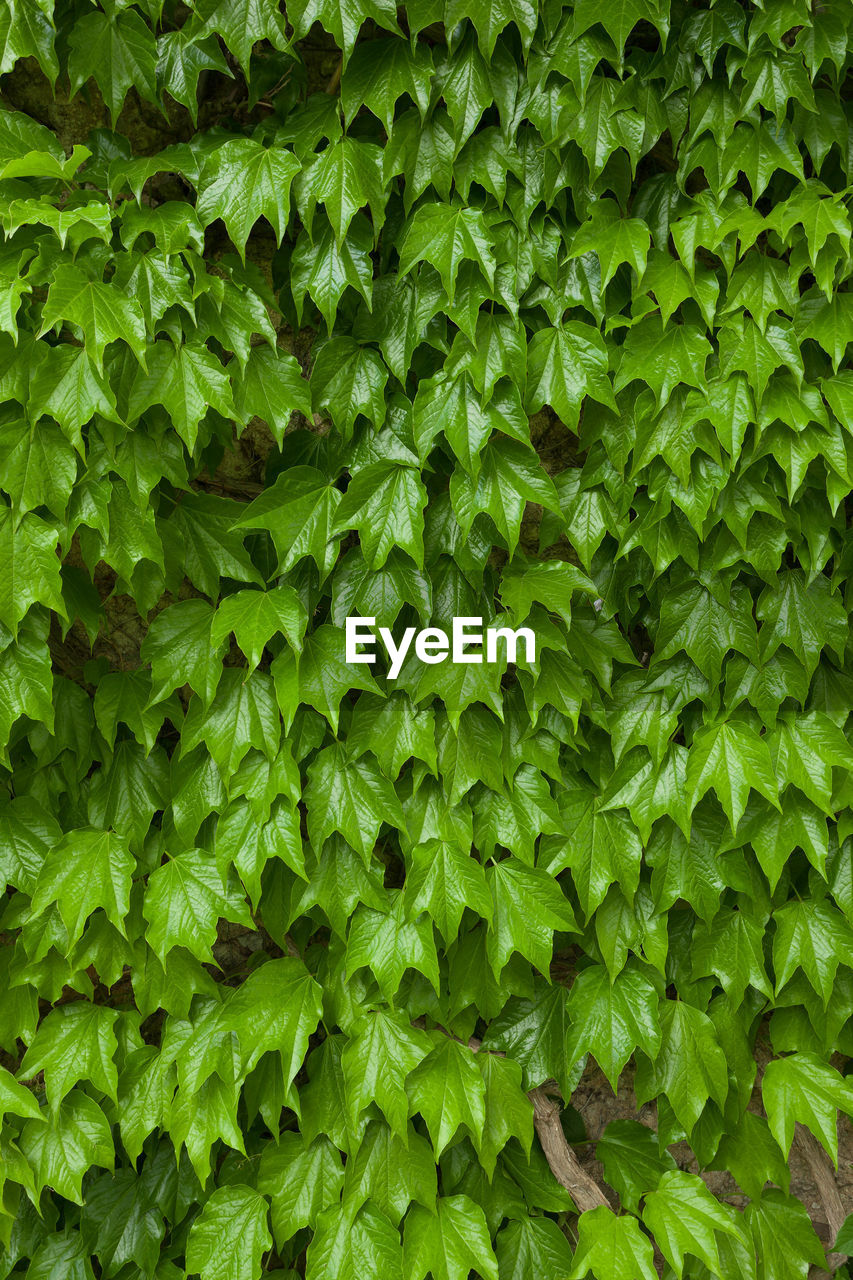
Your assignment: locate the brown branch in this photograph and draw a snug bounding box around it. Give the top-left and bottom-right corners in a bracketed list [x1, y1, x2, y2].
[529, 1086, 610, 1212]
[795, 1124, 847, 1273]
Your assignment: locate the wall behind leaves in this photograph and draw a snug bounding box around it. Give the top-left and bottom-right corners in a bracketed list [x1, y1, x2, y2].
[1, 0, 853, 1276]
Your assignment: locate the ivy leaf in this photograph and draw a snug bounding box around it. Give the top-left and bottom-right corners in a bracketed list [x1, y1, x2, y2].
[450, 438, 560, 554]
[398, 204, 495, 301]
[306, 742, 405, 862]
[41, 265, 147, 373]
[306, 1200, 403, 1280]
[642, 1170, 747, 1277]
[486, 858, 578, 978]
[0, 508, 65, 637]
[566, 962, 661, 1090]
[404, 838, 493, 945]
[140, 599, 226, 707]
[192, 0, 290, 74]
[762, 1052, 853, 1165]
[19, 1003, 119, 1111]
[404, 1195, 498, 1280]
[596, 1119, 677, 1214]
[143, 848, 254, 963]
[186, 1186, 271, 1280]
[234, 346, 311, 445]
[67, 9, 157, 125]
[235, 467, 343, 581]
[196, 139, 300, 261]
[686, 720, 780, 832]
[211, 586, 307, 671]
[634, 1001, 729, 1133]
[128, 341, 232, 452]
[258, 1133, 344, 1240]
[19, 1091, 113, 1205]
[406, 1037, 486, 1157]
[525, 322, 615, 430]
[341, 1008, 432, 1136]
[615, 316, 712, 408]
[347, 893, 440, 1000]
[29, 829, 134, 948]
[342, 40, 433, 133]
[567, 1206, 657, 1280]
[343, 1118, 437, 1224]
[744, 1190, 826, 1280]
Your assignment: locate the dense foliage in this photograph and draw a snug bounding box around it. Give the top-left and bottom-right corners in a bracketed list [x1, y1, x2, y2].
[2, 0, 853, 1276]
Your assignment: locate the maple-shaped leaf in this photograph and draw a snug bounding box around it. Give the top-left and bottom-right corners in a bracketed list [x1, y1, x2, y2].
[642, 1170, 747, 1277]
[567, 1206, 657, 1280]
[291, 213, 374, 331]
[128, 340, 232, 451]
[19, 1091, 113, 1206]
[570, 198, 651, 287]
[288, 0, 399, 65]
[192, 0, 290, 74]
[346, 892, 439, 1000]
[335, 460, 427, 568]
[41, 265, 146, 373]
[495, 1216, 574, 1280]
[306, 742, 405, 862]
[299, 136, 387, 243]
[312, 336, 388, 439]
[398, 203, 495, 301]
[653, 580, 759, 685]
[211, 585, 307, 671]
[141, 599, 226, 707]
[634, 1000, 729, 1133]
[259, 1133, 344, 1241]
[234, 345, 311, 445]
[196, 139, 300, 261]
[525, 321, 615, 431]
[686, 719, 780, 832]
[306, 1200, 403, 1280]
[341, 39, 433, 133]
[772, 898, 853, 1007]
[186, 1186, 271, 1280]
[67, 9, 157, 124]
[273, 625, 381, 733]
[18, 1002, 119, 1111]
[566, 961, 661, 1090]
[343, 1118, 437, 1224]
[486, 857, 577, 978]
[235, 466, 343, 580]
[404, 837, 492, 945]
[406, 1036, 486, 1156]
[404, 1195, 498, 1280]
[156, 31, 232, 124]
[29, 828, 135, 949]
[450, 438, 560, 554]
[143, 847, 253, 963]
[763, 1052, 853, 1166]
[341, 1008, 431, 1135]
[614, 315, 712, 408]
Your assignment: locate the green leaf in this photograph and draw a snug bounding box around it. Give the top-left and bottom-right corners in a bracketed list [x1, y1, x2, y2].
[566, 962, 661, 1090]
[143, 847, 254, 963]
[525, 322, 615, 431]
[404, 1195, 498, 1280]
[19, 1091, 113, 1205]
[19, 1003, 119, 1110]
[341, 1009, 431, 1136]
[762, 1052, 853, 1166]
[196, 139, 300, 260]
[398, 204, 494, 301]
[212, 586, 307, 671]
[29, 829, 134, 948]
[68, 9, 157, 124]
[642, 1170, 747, 1277]
[567, 1206, 657, 1280]
[406, 1036, 486, 1157]
[186, 1186, 271, 1280]
[40, 265, 147, 372]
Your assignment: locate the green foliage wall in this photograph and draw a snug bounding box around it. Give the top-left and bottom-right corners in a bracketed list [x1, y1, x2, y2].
[1, 0, 853, 1276]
